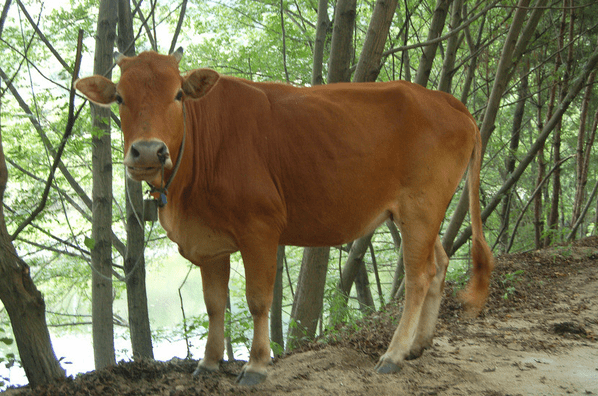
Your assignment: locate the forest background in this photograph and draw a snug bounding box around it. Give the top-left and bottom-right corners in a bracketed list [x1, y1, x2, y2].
[0, 0, 597, 389]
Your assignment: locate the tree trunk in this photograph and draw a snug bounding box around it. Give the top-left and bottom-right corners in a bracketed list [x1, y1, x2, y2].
[286, 246, 330, 351]
[437, 0, 463, 93]
[336, 233, 374, 304]
[311, 0, 330, 86]
[0, 82, 65, 390]
[571, 71, 596, 229]
[499, 63, 528, 252]
[270, 246, 285, 355]
[545, 1, 573, 247]
[572, 94, 598, 238]
[414, 0, 450, 87]
[117, 0, 154, 361]
[353, 0, 399, 83]
[567, 179, 598, 242]
[91, 0, 118, 369]
[354, 260, 375, 313]
[327, 0, 357, 83]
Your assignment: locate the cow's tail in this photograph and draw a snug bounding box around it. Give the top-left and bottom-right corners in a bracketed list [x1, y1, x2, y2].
[458, 125, 495, 317]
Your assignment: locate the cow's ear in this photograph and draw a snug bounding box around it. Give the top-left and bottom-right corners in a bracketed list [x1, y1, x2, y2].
[75, 76, 117, 107]
[182, 69, 219, 99]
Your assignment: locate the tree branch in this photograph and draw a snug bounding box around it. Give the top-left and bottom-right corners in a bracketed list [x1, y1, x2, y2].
[16, 0, 72, 73]
[168, 0, 187, 55]
[10, 31, 84, 240]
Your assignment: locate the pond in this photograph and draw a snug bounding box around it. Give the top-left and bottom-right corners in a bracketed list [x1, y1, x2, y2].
[0, 252, 250, 390]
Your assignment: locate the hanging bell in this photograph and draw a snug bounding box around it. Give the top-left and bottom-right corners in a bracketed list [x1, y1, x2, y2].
[143, 199, 159, 222]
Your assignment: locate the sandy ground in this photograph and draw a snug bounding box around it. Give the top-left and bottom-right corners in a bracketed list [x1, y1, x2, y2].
[3, 237, 597, 395]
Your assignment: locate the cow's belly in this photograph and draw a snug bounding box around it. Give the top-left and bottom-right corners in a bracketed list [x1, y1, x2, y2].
[159, 212, 238, 264]
[280, 208, 393, 247]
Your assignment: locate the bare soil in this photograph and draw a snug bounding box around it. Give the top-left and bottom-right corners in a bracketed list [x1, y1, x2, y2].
[3, 237, 597, 396]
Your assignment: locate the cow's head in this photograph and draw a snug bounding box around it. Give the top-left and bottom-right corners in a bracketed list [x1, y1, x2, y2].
[75, 48, 219, 186]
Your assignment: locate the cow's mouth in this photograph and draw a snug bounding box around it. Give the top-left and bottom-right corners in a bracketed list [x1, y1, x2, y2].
[126, 166, 163, 182]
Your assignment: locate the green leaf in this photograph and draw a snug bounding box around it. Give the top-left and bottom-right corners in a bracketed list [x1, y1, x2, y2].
[0, 337, 13, 346]
[84, 237, 96, 251]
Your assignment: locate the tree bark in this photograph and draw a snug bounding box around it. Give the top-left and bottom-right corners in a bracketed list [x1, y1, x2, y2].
[572, 92, 598, 238]
[414, 0, 450, 87]
[498, 63, 528, 252]
[336, 233, 374, 305]
[91, 0, 118, 369]
[353, 0, 398, 83]
[571, 71, 595, 229]
[270, 246, 285, 355]
[567, 178, 598, 242]
[327, 0, 357, 83]
[286, 246, 330, 351]
[311, 0, 330, 86]
[354, 260, 375, 313]
[545, 1, 573, 247]
[437, 0, 463, 93]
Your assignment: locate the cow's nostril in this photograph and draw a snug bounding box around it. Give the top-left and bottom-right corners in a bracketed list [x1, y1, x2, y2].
[130, 144, 141, 159]
[157, 143, 169, 165]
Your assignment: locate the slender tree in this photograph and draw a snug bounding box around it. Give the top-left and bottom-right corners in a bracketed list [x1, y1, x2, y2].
[327, 0, 357, 83]
[270, 246, 285, 354]
[414, 0, 450, 87]
[286, 246, 330, 351]
[498, 62, 528, 252]
[571, 71, 596, 230]
[90, 0, 118, 369]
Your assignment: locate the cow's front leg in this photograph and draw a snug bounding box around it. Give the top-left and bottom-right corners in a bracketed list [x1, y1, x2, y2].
[236, 237, 278, 385]
[193, 254, 230, 375]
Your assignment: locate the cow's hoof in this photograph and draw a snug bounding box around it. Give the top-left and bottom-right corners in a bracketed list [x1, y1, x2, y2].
[192, 363, 218, 377]
[375, 360, 402, 374]
[235, 370, 266, 386]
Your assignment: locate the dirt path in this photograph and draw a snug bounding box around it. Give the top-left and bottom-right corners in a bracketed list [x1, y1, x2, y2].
[3, 238, 597, 395]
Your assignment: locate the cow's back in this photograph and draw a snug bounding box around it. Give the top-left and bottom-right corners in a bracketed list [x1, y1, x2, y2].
[246, 80, 477, 246]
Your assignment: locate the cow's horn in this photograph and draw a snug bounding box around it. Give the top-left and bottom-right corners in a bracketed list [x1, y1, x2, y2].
[171, 47, 184, 63]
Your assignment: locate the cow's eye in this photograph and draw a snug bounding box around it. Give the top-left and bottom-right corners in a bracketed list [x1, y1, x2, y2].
[175, 90, 183, 101]
[115, 94, 123, 105]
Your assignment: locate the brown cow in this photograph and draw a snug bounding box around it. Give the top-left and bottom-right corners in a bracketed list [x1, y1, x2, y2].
[75, 49, 494, 385]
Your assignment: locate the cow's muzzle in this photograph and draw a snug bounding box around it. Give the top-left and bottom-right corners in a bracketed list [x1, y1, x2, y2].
[123, 140, 173, 181]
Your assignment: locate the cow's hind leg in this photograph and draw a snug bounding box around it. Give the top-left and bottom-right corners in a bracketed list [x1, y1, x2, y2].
[407, 236, 449, 359]
[376, 207, 443, 374]
[236, 234, 279, 385]
[193, 255, 230, 375]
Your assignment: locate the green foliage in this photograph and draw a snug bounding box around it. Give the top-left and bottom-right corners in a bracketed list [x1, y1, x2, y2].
[0, 327, 17, 388]
[224, 304, 253, 352]
[501, 269, 524, 300]
[84, 237, 95, 251]
[270, 341, 283, 357]
[286, 318, 311, 348]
